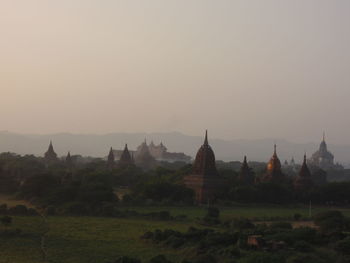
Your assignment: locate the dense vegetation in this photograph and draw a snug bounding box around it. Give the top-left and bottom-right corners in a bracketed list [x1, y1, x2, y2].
[0, 152, 350, 262]
[0, 207, 349, 263]
[0, 152, 350, 214]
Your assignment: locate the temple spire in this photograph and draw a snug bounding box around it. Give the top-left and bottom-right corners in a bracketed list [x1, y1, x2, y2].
[48, 140, 54, 151]
[239, 155, 254, 185]
[323, 132, 325, 142]
[66, 151, 73, 167]
[44, 140, 58, 162]
[274, 144, 277, 155]
[107, 147, 115, 168]
[204, 130, 208, 146]
[118, 143, 134, 168]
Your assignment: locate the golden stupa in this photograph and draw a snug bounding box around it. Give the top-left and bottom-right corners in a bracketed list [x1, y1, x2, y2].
[267, 144, 282, 173]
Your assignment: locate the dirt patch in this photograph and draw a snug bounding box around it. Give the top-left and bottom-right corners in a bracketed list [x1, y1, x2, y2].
[0, 194, 34, 208]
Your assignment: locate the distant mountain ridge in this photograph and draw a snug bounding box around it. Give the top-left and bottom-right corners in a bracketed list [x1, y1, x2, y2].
[0, 131, 349, 166]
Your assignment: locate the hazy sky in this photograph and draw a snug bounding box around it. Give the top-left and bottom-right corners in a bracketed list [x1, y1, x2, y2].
[1, 0, 350, 144]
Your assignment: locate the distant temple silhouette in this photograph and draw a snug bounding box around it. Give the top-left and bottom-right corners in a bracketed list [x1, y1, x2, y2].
[308, 133, 338, 170]
[117, 144, 134, 169]
[133, 139, 157, 170]
[44, 141, 58, 162]
[113, 141, 191, 164]
[42, 132, 341, 190]
[238, 156, 255, 185]
[259, 145, 285, 183]
[294, 154, 313, 190]
[107, 147, 115, 169]
[184, 131, 225, 204]
[65, 151, 73, 168]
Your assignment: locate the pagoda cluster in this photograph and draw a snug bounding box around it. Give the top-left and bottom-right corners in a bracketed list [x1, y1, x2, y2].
[107, 144, 135, 169]
[44, 142, 135, 169]
[184, 131, 315, 204]
[43, 132, 334, 205]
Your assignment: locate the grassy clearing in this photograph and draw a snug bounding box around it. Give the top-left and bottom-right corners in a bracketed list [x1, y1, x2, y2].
[0, 205, 350, 263]
[119, 204, 350, 221]
[0, 216, 194, 263]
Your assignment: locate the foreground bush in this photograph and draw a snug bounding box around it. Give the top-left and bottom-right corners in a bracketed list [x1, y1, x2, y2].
[314, 210, 350, 235]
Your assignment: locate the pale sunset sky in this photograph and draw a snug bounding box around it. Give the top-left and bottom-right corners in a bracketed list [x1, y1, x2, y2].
[0, 0, 349, 144]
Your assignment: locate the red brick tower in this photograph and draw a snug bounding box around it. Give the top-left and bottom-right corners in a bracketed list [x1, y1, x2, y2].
[184, 131, 224, 204]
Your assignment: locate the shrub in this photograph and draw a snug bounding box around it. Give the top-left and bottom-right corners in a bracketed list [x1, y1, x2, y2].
[286, 253, 328, 263]
[146, 211, 171, 221]
[238, 252, 282, 263]
[293, 213, 302, 221]
[78, 183, 117, 204]
[206, 207, 220, 218]
[314, 211, 349, 234]
[193, 254, 217, 263]
[255, 182, 293, 204]
[140, 182, 194, 204]
[27, 208, 39, 216]
[265, 227, 317, 246]
[202, 207, 221, 225]
[148, 255, 172, 263]
[293, 240, 313, 252]
[8, 205, 28, 215]
[230, 218, 255, 230]
[0, 204, 7, 214]
[184, 227, 213, 242]
[334, 236, 350, 255]
[96, 202, 116, 217]
[45, 206, 56, 216]
[198, 232, 239, 251]
[113, 256, 141, 263]
[0, 228, 22, 237]
[60, 202, 90, 216]
[20, 174, 59, 199]
[0, 216, 12, 227]
[164, 235, 185, 248]
[270, 222, 293, 230]
[292, 227, 317, 244]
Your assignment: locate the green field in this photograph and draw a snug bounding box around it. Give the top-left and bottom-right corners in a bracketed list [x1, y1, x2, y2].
[0, 216, 193, 263]
[1, 205, 350, 263]
[118, 204, 350, 220]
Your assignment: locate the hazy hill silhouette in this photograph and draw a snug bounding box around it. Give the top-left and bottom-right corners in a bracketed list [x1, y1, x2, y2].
[0, 131, 349, 166]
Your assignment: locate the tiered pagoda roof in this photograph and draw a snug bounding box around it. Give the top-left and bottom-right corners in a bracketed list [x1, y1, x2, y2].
[261, 144, 285, 182]
[118, 144, 134, 168]
[294, 154, 313, 190]
[44, 141, 58, 162]
[238, 156, 255, 185]
[184, 131, 224, 204]
[192, 130, 218, 177]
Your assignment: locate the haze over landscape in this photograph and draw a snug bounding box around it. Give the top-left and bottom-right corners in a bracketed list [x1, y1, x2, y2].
[1, 131, 350, 167]
[2, 2, 350, 263]
[1, 1, 350, 152]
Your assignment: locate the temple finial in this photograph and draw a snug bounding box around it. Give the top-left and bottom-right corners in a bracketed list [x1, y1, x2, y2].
[274, 144, 277, 154]
[244, 155, 247, 163]
[323, 132, 325, 142]
[204, 130, 208, 145]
